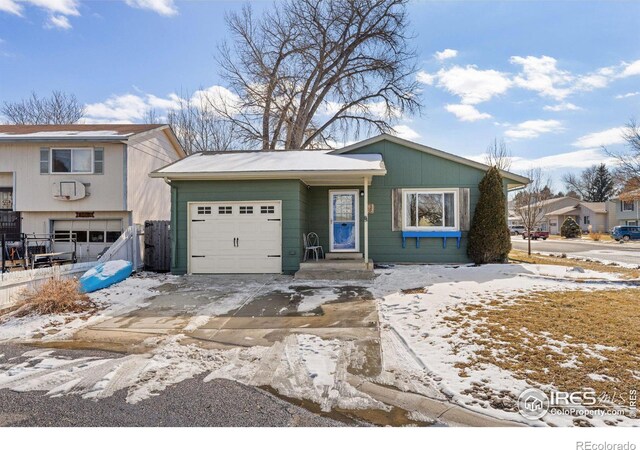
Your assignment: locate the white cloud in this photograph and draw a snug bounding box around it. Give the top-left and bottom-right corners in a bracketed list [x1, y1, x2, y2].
[392, 124, 420, 141]
[26, 0, 79, 16]
[572, 127, 626, 149]
[46, 14, 71, 29]
[615, 91, 640, 99]
[510, 55, 574, 101]
[85, 94, 150, 123]
[0, 0, 22, 15]
[543, 102, 581, 112]
[1, 0, 80, 29]
[434, 49, 458, 61]
[435, 65, 512, 105]
[508, 148, 616, 171]
[125, 0, 177, 16]
[445, 104, 491, 122]
[416, 70, 435, 86]
[504, 119, 564, 140]
[620, 59, 640, 78]
[83, 85, 240, 123]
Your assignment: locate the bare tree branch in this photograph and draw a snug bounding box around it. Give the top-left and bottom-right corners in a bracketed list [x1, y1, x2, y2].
[514, 167, 553, 255]
[1, 91, 85, 125]
[484, 138, 512, 171]
[214, 0, 421, 150]
[166, 90, 237, 154]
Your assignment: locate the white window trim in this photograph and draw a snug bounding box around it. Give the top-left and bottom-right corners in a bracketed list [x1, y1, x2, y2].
[50, 147, 94, 175]
[622, 200, 635, 212]
[401, 188, 459, 231]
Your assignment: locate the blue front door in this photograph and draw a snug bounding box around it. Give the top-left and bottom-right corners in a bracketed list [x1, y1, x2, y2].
[330, 190, 359, 252]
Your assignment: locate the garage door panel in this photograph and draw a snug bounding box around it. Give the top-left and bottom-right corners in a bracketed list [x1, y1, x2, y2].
[189, 201, 282, 274]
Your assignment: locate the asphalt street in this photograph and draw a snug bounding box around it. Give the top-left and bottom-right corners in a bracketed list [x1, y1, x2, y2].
[510, 237, 640, 266]
[0, 343, 343, 427]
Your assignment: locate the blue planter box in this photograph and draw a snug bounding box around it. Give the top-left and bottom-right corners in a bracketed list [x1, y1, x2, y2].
[401, 231, 462, 249]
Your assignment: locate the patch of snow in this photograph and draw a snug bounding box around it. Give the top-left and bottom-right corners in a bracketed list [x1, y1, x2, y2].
[0, 273, 172, 342]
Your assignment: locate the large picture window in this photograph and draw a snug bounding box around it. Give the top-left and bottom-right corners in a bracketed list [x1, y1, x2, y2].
[402, 189, 457, 230]
[51, 148, 93, 174]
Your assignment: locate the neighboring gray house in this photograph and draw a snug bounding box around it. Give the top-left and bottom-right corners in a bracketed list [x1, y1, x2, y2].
[608, 189, 640, 227]
[521, 196, 609, 234]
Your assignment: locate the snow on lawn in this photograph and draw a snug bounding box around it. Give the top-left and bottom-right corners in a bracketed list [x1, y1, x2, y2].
[374, 263, 639, 427]
[0, 273, 175, 342]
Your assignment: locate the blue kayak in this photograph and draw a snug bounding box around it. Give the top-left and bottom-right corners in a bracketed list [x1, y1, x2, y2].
[79, 260, 133, 293]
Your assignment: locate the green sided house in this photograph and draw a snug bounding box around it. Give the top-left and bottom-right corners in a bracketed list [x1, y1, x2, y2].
[150, 134, 529, 275]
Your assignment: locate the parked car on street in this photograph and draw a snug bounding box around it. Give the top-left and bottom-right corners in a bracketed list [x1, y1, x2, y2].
[509, 225, 526, 235]
[611, 225, 640, 242]
[522, 230, 549, 240]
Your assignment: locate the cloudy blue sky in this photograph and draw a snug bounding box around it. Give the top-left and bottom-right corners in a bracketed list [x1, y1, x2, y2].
[0, 0, 638, 189]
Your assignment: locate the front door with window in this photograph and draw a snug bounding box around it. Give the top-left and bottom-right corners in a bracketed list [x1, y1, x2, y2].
[329, 190, 359, 252]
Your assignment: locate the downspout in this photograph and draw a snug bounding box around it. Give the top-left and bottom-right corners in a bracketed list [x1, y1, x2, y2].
[364, 177, 369, 267]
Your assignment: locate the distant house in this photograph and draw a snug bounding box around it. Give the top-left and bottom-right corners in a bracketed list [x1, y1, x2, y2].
[0, 124, 185, 260]
[608, 189, 640, 227]
[519, 196, 609, 234]
[150, 134, 529, 275]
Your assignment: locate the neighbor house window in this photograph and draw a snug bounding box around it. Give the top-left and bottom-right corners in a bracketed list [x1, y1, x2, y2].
[402, 189, 457, 230]
[622, 200, 635, 212]
[51, 148, 93, 174]
[583, 216, 590, 225]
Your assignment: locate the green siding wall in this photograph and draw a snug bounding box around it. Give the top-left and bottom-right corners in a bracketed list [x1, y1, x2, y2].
[309, 140, 504, 264]
[170, 138, 518, 273]
[170, 179, 305, 274]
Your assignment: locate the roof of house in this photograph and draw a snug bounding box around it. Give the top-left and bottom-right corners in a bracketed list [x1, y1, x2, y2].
[331, 133, 531, 187]
[545, 205, 580, 216]
[151, 150, 386, 181]
[0, 124, 168, 141]
[580, 202, 607, 213]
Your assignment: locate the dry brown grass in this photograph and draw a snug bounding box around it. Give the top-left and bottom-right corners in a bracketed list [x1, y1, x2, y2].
[449, 289, 640, 410]
[589, 231, 603, 241]
[1, 278, 97, 318]
[509, 249, 640, 279]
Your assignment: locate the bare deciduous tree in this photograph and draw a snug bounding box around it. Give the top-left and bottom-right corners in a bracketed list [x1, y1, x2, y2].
[167, 91, 237, 154]
[1, 91, 85, 125]
[214, 0, 420, 150]
[484, 138, 512, 171]
[605, 118, 640, 193]
[514, 168, 553, 255]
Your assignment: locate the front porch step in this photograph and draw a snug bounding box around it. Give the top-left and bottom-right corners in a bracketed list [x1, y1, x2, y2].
[299, 259, 370, 271]
[325, 252, 363, 260]
[295, 259, 375, 280]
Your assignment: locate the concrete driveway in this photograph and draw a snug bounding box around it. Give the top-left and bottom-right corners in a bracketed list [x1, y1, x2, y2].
[74, 274, 379, 353]
[511, 236, 640, 266]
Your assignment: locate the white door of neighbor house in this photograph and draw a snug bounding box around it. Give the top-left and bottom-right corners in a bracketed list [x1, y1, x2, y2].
[188, 201, 282, 274]
[329, 190, 359, 252]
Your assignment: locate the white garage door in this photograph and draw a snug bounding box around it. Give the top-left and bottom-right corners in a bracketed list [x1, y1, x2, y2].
[189, 201, 282, 274]
[53, 219, 123, 261]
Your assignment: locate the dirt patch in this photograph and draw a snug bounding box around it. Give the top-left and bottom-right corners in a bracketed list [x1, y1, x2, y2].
[401, 287, 428, 295]
[509, 249, 640, 279]
[447, 289, 640, 414]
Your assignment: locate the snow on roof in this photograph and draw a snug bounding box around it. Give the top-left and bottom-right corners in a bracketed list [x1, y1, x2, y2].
[0, 124, 165, 141]
[154, 150, 385, 175]
[545, 205, 579, 216]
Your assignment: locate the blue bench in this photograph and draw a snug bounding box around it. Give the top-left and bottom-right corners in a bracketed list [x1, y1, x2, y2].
[401, 231, 462, 249]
